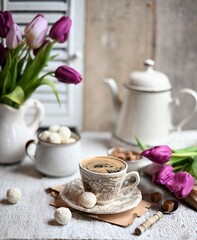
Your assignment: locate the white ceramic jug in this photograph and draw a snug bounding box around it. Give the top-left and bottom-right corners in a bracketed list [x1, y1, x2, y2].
[0, 99, 44, 164]
[104, 59, 197, 146]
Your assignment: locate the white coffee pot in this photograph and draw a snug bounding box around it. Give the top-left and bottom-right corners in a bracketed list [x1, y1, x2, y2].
[104, 59, 197, 146]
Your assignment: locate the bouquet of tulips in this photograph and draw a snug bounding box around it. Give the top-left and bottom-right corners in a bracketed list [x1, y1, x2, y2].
[136, 137, 197, 199]
[0, 11, 82, 108]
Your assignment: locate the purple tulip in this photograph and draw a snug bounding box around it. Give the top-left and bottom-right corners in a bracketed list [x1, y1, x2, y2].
[0, 11, 14, 38]
[166, 172, 194, 199]
[153, 165, 175, 185]
[6, 23, 22, 49]
[49, 16, 72, 43]
[55, 66, 82, 84]
[0, 43, 7, 66]
[141, 145, 172, 164]
[25, 14, 48, 49]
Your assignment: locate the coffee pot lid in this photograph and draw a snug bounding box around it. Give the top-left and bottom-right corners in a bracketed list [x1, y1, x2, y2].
[128, 59, 172, 91]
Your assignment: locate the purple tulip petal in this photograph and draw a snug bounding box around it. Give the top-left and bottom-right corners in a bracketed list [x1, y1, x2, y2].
[55, 65, 82, 84]
[49, 16, 72, 43]
[141, 145, 172, 164]
[25, 14, 48, 49]
[6, 23, 22, 49]
[153, 165, 175, 185]
[0, 11, 13, 38]
[166, 172, 194, 199]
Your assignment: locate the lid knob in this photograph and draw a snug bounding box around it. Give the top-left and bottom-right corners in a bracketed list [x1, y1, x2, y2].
[144, 59, 155, 67]
[128, 59, 171, 92]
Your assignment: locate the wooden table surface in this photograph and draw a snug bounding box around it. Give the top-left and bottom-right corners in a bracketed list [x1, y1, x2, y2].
[0, 131, 197, 240]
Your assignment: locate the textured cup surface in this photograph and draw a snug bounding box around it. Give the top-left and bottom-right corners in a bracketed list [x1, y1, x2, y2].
[79, 156, 140, 205]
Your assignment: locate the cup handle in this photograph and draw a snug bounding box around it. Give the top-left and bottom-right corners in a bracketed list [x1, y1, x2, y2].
[171, 88, 197, 131]
[23, 99, 45, 133]
[121, 171, 140, 191]
[25, 139, 37, 161]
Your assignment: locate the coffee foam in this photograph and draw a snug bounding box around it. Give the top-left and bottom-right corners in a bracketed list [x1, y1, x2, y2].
[81, 157, 126, 174]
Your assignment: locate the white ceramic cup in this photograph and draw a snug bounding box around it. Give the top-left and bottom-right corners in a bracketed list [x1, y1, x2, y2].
[26, 132, 81, 177]
[79, 156, 140, 205]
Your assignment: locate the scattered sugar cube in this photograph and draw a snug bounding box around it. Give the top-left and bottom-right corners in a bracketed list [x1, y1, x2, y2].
[161, 200, 175, 212]
[150, 192, 162, 203]
[6, 188, 22, 204]
[54, 207, 72, 225]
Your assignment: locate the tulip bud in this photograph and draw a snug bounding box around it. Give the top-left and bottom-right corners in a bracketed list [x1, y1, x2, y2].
[0, 11, 14, 38]
[49, 16, 71, 43]
[55, 66, 82, 84]
[141, 145, 172, 164]
[0, 43, 7, 66]
[6, 23, 22, 49]
[153, 165, 175, 185]
[25, 14, 48, 49]
[166, 172, 194, 199]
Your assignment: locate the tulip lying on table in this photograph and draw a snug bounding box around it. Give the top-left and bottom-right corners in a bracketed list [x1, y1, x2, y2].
[136, 137, 197, 199]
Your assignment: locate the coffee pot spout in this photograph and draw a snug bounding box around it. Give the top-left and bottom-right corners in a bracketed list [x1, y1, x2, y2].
[104, 78, 122, 130]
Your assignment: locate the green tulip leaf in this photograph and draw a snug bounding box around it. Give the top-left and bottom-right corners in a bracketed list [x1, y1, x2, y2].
[0, 52, 12, 92]
[25, 78, 60, 104]
[2, 72, 12, 95]
[18, 44, 48, 88]
[49, 54, 59, 61]
[11, 43, 25, 60]
[18, 42, 55, 89]
[135, 136, 148, 151]
[1, 86, 25, 105]
[25, 51, 34, 69]
[191, 156, 197, 178]
[172, 146, 197, 153]
[168, 156, 193, 166]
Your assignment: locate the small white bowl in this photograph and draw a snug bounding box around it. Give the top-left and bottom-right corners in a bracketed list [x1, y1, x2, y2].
[107, 147, 151, 172]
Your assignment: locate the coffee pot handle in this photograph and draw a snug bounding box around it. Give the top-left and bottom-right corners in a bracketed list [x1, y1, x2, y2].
[172, 88, 197, 131]
[121, 171, 140, 191]
[25, 139, 37, 161]
[23, 99, 45, 133]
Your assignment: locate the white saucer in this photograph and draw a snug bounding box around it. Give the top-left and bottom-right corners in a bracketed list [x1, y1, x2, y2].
[60, 178, 142, 215]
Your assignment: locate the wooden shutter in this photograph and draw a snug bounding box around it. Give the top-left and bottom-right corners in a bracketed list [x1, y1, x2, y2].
[1, 0, 84, 130]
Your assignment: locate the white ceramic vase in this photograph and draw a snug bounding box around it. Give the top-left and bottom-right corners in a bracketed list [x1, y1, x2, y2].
[0, 99, 45, 164]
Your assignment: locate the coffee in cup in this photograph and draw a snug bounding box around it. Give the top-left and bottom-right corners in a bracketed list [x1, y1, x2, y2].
[79, 156, 140, 205]
[81, 157, 125, 173]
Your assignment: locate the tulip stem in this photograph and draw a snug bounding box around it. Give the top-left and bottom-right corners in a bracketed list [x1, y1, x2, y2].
[172, 152, 197, 157]
[173, 165, 183, 171]
[39, 72, 54, 80]
[19, 44, 27, 59]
